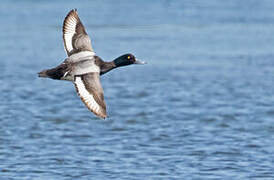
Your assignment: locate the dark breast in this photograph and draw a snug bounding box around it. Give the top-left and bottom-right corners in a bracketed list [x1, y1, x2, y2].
[94, 56, 116, 75]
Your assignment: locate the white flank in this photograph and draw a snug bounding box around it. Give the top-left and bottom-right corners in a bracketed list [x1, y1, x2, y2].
[74, 76, 101, 114]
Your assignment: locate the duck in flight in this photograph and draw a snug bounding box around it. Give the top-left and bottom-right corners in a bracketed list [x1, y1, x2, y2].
[38, 9, 146, 119]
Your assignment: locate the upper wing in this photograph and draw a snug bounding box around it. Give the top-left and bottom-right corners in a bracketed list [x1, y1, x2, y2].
[63, 9, 94, 56]
[74, 72, 107, 119]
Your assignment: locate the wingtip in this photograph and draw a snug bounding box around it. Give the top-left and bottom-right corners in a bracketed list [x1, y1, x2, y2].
[96, 112, 108, 119]
[101, 116, 107, 120]
[66, 9, 78, 18]
[69, 8, 77, 12]
[70, 8, 77, 14]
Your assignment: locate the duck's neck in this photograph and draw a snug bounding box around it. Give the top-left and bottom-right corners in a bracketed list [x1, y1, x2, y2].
[100, 57, 129, 75]
[100, 61, 117, 75]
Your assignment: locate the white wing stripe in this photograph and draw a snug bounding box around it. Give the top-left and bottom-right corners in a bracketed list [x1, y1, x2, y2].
[75, 77, 101, 114]
[63, 15, 78, 53]
[63, 10, 95, 56]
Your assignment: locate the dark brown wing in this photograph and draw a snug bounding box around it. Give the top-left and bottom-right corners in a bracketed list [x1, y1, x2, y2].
[63, 9, 94, 56]
[74, 72, 107, 119]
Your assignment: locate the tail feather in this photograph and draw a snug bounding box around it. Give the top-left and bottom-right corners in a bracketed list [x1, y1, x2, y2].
[38, 63, 68, 80]
[38, 70, 49, 78]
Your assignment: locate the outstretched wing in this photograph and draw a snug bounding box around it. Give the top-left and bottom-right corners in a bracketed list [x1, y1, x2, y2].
[63, 9, 94, 56]
[74, 72, 107, 119]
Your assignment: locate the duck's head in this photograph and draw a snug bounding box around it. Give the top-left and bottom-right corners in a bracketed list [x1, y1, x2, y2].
[114, 54, 146, 67]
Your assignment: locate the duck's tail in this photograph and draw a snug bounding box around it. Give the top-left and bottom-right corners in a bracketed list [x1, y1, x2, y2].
[38, 64, 68, 80]
[38, 70, 49, 78]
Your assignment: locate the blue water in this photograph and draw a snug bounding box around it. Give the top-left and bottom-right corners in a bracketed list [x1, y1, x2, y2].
[1, 0, 274, 179]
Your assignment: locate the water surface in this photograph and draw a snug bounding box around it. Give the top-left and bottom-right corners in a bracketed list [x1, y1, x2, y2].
[1, 0, 274, 179]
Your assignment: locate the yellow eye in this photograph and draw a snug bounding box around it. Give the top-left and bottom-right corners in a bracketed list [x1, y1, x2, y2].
[127, 56, 131, 59]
